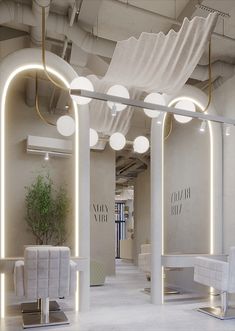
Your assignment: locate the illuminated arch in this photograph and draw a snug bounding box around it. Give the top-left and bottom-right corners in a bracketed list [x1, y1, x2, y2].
[150, 85, 222, 304]
[0, 48, 90, 317]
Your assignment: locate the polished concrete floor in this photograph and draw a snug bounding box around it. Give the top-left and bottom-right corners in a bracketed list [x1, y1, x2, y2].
[2, 260, 235, 330]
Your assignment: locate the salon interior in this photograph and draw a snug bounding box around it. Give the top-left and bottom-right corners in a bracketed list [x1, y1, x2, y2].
[1, 0, 235, 330]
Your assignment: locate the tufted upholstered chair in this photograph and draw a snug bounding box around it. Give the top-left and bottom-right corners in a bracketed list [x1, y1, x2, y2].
[138, 244, 179, 295]
[194, 247, 235, 319]
[14, 246, 77, 328]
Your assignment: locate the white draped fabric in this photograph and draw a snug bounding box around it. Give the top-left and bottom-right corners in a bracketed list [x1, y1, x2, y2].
[89, 13, 218, 135]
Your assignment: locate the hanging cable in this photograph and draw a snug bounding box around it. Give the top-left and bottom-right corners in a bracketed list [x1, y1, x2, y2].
[41, 6, 69, 91]
[35, 73, 56, 126]
[202, 40, 212, 112]
[164, 115, 173, 140]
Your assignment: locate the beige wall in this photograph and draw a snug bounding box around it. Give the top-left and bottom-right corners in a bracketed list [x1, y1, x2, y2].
[164, 119, 210, 292]
[133, 168, 150, 264]
[213, 75, 235, 253]
[133, 118, 211, 292]
[5, 75, 116, 277]
[5, 77, 75, 257]
[90, 147, 115, 275]
[164, 119, 210, 254]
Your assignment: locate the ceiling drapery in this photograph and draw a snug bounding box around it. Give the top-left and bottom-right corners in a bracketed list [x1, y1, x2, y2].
[89, 13, 218, 135]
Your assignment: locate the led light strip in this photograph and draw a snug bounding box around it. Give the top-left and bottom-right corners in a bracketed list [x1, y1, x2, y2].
[162, 114, 167, 303]
[73, 98, 79, 312]
[0, 64, 79, 317]
[208, 121, 214, 254]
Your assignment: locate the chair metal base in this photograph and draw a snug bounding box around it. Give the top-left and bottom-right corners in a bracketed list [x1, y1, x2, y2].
[22, 311, 69, 329]
[21, 301, 60, 313]
[198, 306, 235, 320]
[164, 287, 180, 295]
[144, 287, 180, 295]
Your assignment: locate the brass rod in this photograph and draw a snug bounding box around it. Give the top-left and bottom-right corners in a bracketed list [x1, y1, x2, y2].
[35, 74, 56, 127]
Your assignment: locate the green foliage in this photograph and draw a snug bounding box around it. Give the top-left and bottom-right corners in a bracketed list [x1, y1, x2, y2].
[25, 174, 69, 245]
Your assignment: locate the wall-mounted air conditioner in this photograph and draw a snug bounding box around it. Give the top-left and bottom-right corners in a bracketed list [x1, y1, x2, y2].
[26, 135, 72, 158]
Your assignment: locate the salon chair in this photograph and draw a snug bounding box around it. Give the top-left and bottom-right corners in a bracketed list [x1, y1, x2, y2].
[138, 244, 180, 295]
[14, 246, 77, 328]
[21, 245, 60, 314]
[194, 247, 235, 319]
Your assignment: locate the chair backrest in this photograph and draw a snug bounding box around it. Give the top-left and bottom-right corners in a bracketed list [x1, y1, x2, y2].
[24, 246, 70, 299]
[228, 247, 235, 292]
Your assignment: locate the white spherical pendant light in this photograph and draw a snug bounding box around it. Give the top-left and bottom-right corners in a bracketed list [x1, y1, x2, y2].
[107, 85, 129, 112]
[144, 93, 165, 118]
[109, 132, 126, 151]
[133, 136, 150, 153]
[56, 115, 75, 136]
[70, 76, 94, 105]
[174, 99, 196, 123]
[89, 128, 99, 147]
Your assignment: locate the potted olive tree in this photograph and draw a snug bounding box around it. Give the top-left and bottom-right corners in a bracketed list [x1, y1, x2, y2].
[25, 174, 69, 245]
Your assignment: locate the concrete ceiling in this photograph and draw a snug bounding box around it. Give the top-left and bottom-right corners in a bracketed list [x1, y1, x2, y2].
[1, 0, 235, 186]
[92, 0, 190, 41]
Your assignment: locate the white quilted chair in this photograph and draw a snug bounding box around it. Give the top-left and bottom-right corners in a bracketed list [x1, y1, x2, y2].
[14, 246, 77, 328]
[138, 244, 180, 294]
[194, 247, 235, 319]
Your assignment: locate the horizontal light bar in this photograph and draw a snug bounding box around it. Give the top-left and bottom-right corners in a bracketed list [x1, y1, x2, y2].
[70, 89, 235, 126]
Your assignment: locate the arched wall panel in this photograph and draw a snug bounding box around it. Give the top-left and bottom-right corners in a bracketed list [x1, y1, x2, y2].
[0, 48, 90, 317]
[150, 85, 222, 304]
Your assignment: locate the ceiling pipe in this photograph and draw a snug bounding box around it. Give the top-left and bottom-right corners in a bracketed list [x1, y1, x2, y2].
[46, 12, 115, 58]
[2, 0, 234, 59]
[1, 0, 235, 58]
[31, 0, 50, 46]
[1, 0, 235, 87]
[0, 0, 115, 58]
[0, 1, 35, 26]
[69, 1, 78, 27]
[61, 37, 68, 59]
[191, 60, 235, 87]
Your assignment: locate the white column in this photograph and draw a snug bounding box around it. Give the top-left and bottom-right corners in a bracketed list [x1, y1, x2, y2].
[150, 114, 165, 304]
[78, 105, 90, 311]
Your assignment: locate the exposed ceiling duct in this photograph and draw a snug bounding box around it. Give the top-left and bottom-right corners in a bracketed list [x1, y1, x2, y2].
[31, 0, 50, 46]
[0, 0, 115, 57]
[1, 0, 235, 88]
[191, 60, 235, 88]
[47, 12, 115, 58]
